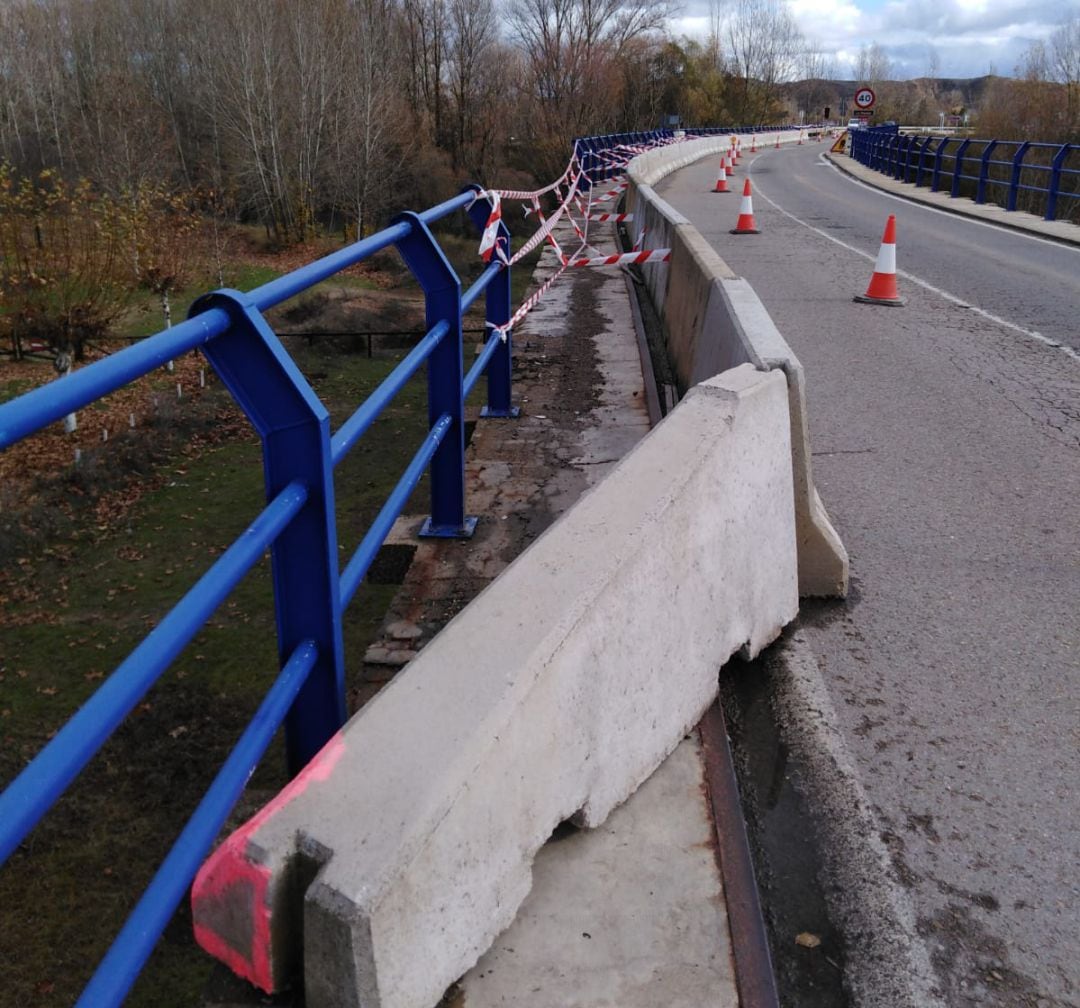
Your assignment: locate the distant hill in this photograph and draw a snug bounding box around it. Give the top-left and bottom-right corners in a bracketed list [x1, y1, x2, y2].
[781, 75, 1002, 124]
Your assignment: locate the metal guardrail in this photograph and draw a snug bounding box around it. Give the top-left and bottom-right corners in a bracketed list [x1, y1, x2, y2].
[575, 124, 817, 182]
[850, 126, 1080, 222]
[0, 183, 518, 1006]
[0, 122, 810, 1005]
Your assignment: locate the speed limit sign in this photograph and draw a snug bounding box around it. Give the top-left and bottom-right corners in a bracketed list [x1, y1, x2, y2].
[854, 87, 876, 110]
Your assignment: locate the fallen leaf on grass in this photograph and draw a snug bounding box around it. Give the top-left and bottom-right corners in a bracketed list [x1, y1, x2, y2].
[795, 932, 822, 948]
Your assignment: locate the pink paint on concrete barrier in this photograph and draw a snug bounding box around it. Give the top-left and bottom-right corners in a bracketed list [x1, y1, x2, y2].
[191, 731, 346, 992]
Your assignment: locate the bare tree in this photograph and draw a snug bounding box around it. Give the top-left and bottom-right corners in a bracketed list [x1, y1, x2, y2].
[724, 0, 802, 123]
[329, 0, 409, 237]
[447, 0, 498, 171]
[1049, 13, 1080, 133]
[854, 41, 892, 83]
[402, 0, 449, 143]
[508, 0, 671, 173]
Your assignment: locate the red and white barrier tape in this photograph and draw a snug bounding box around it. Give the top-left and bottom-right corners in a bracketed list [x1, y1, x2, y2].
[567, 249, 670, 268]
[473, 134, 684, 336]
[488, 252, 577, 341]
[477, 193, 503, 264]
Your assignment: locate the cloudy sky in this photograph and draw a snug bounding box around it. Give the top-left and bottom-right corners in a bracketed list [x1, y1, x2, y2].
[669, 0, 1080, 79]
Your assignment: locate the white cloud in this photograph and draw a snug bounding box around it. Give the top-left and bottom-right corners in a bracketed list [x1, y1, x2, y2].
[666, 0, 1080, 78]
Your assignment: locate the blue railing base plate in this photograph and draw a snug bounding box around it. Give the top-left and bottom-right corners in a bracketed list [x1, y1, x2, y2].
[418, 516, 479, 539]
[480, 405, 522, 419]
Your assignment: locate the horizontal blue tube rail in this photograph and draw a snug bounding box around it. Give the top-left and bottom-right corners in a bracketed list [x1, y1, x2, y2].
[850, 127, 1079, 222]
[0, 178, 518, 1005]
[340, 413, 453, 607]
[74, 639, 318, 1008]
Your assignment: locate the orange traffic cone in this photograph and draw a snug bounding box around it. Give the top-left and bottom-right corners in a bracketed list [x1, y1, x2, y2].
[855, 215, 905, 306]
[730, 179, 760, 235]
[797, 129, 804, 145]
[712, 160, 730, 193]
[774, 132, 781, 149]
[724, 151, 736, 175]
[750, 134, 757, 153]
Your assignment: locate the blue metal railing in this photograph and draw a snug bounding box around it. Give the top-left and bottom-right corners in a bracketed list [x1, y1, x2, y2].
[850, 127, 1080, 222]
[0, 183, 514, 1006]
[0, 122, 811, 1004]
[573, 125, 816, 182]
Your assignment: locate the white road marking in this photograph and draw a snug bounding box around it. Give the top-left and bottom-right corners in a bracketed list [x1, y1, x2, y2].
[746, 160, 1080, 362]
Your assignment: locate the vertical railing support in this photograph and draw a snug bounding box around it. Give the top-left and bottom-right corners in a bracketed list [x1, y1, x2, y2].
[1045, 144, 1072, 221]
[931, 137, 949, 191]
[951, 139, 972, 197]
[187, 289, 346, 775]
[465, 186, 518, 419]
[902, 135, 917, 182]
[1007, 141, 1031, 211]
[392, 212, 476, 539]
[976, 140, 999, 203]
[914, 136, 933, 187]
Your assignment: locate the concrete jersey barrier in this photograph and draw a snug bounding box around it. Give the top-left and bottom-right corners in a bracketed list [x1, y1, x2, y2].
[191, 364, 800, 1008]
[626, 135, 850, 598]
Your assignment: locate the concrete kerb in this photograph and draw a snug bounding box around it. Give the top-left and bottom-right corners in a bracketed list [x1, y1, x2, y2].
[770, 633, 947, 1008]
[192, 363, 800, 1008]
[626, 142, 849, 598]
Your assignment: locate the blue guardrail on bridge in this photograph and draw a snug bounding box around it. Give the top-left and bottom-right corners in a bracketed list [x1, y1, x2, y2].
[850, 125, 1079, 222]
[0, 124, 801, 1005]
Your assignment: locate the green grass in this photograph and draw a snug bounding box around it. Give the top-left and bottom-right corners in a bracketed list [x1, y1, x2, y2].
[0, 342, 430, 1006]
[1, 375, 37, 405]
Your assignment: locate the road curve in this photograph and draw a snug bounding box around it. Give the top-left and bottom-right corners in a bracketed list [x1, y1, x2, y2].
[659, 146, 1080, 1007]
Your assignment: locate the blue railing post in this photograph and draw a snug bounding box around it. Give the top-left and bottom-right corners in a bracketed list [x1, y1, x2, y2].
[914, 136, 933, 186]
[187, 289, 346, 774]
[392, 213, 476, 539]
[932, 137, 949, 191]
[465, 186, 518, 419]
[976, 140, 998, 203]
[951, 139, 972, 197]
[1007, 141, 1031, 211]
[902, 135, 916, 181]
[1045, 144, 1072, 220]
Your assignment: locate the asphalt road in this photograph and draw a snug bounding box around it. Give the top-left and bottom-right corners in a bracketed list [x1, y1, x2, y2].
[658, 146, 1079, 1007]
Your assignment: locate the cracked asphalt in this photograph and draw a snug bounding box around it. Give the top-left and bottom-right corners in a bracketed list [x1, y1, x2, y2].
[658, 145, 1079, 1007]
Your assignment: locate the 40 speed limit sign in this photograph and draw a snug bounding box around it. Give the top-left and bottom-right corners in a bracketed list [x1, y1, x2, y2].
[854, 87, 876, 110]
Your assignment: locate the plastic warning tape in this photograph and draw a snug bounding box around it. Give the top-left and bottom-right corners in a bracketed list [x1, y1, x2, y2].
[489, 250, 579, 340]
[567, 249, 670, 268]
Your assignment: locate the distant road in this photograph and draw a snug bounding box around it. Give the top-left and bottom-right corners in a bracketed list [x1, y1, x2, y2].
[658, 145, 1080, 1007]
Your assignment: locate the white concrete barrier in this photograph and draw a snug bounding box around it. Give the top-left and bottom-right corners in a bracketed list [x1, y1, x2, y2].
[192, 364, 799, 1008]
[626, 142, 849, 598]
